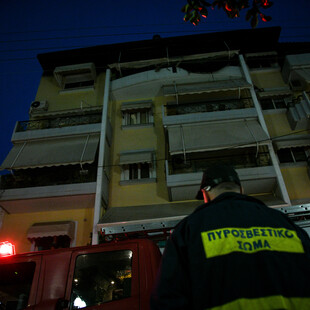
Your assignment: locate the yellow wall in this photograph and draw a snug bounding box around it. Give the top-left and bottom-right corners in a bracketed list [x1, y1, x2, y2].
[109, 96, 169, 207]
[250, 70, 287, 89]
[281, 167, 310, 200]
[34, 73, 106, 112]
[0, 208, 93, 254]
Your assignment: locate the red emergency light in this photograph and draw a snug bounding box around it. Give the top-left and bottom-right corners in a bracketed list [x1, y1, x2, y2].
[0, 241, 16, 257]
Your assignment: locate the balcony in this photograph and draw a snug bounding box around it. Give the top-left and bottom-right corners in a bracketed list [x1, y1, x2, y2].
[11, 111, 110, 144]
[0, 163, 109, 214]
[165, 147, 286, 206]
[17, 112, 102, 132]
[286, 92, 310, 130]
[162, 97, 257, 126]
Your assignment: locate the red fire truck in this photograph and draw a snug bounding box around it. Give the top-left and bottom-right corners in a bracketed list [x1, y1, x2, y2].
[0, 203, 309, 310]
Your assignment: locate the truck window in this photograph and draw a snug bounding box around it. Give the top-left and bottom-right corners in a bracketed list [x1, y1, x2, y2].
[0, 261, 36, 310]
[69, 250, 132, 309]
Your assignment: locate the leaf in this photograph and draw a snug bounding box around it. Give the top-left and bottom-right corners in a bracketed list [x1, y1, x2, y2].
[251, 14, 258, 28]
[245, 9, 253, 21]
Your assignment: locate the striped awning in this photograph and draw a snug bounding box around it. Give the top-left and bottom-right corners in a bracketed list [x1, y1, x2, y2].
[0, 134, 99, 170]
[27, 221, 75, 240]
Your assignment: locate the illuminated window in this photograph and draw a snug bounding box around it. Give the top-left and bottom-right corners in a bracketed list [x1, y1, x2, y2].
[70, 250, 133, 309]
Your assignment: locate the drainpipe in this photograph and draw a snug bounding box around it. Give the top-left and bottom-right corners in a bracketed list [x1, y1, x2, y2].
[239, 55, 291, 206]
[0, 208, 5, 230]
[92, 69, 111, 245]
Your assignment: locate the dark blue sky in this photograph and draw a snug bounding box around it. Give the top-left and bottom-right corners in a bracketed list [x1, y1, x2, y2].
[1, 0, 310, 174]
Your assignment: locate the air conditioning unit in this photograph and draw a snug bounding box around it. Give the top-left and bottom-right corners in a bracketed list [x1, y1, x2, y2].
[29, 101, 48, 114]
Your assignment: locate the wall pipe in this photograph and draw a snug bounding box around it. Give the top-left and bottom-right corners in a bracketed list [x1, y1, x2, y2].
[239, 55, 291, 206]
[92, 69, 111, 245]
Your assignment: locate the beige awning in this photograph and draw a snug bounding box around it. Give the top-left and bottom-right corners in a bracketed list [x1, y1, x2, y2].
[0, 134, 99, 170]
[163, 79, 251, 96]
[167, 119, 269, 155]
[121, 101, 152, 111]
[27, 221, 75, 240]
[273, 135, 310, 150]
[53, 63, 96, 88]
[119, 150, 153, 165]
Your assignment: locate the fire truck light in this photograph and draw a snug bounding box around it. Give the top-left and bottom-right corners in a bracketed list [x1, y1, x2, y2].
[0, 241, 16, 257]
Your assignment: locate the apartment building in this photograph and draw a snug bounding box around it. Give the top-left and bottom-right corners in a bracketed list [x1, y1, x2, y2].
[1, 27, 310, 253]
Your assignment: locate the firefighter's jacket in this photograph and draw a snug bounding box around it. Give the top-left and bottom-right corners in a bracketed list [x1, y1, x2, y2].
[150, 192, 310, 310]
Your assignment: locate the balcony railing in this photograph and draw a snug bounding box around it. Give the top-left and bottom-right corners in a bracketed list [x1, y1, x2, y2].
[16, 113, 102, 132]
[164, 98, 253, 117]
[0, 164, 97, 190]
[167, 150, 271, 175]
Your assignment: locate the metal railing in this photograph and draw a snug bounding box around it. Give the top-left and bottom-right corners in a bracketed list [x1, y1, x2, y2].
[167, 152, 271, 175]
[0, 165, 97, 190]
[16, 113, 102, 132]
[164, 98, 253, 117]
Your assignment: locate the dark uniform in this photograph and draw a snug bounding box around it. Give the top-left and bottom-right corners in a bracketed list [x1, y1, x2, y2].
[150, 192, 310, 310]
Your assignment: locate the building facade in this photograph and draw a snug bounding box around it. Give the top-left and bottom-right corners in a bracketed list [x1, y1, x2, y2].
[1, 27, 310, 253]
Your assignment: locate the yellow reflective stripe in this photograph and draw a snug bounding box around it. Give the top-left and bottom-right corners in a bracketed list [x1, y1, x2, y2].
[207, 295, 310, 310]
[201, 227, 304, 259]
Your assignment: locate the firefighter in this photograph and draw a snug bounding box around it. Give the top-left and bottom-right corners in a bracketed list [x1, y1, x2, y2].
[150, 164, 310, 310]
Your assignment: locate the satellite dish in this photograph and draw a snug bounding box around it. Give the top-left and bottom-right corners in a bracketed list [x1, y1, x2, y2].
[31, 101, 41, 108]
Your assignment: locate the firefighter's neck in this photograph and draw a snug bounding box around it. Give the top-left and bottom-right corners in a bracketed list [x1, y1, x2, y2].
[203, 187, 242, 203]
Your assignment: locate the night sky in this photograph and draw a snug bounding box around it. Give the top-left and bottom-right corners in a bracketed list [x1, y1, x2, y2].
[1, 0, 310, 175]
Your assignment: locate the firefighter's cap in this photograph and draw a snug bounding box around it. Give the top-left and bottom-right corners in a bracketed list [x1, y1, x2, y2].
[196, 164, 241, 200]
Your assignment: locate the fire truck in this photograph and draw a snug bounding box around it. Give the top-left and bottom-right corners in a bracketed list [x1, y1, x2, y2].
[0, 203, 310, 310]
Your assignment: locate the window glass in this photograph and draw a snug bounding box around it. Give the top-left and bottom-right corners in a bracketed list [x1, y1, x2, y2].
[0, 262, 36, 310]
[129, 113, 137, 125]
[129, 164, 138, 180]
[140, 111, 148, 124]
[260, 99, 274, 110]
[70, 250, 132, 309]
[292, 147, 307, 162]
[140, 163, 150, 178]
[274, 98, 287, 109]
[35, 235, 71, 251]
[277, 149, 294, 163]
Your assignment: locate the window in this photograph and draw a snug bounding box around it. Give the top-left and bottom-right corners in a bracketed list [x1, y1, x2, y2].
[120, 150, 156, 184]
[34, 235, 71, 251]
[128, 163, 150, 180]
[277, 147, 308, 164]
[28, 221, 75, 251]
[0, 262, 36, 310]
[69, 250, 132, 309]
[121, 101, 153, 127]
[260, 98, 288, 110]
[53, 63, 96, 90]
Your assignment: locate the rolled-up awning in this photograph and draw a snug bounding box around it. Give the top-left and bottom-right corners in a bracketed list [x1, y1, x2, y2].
[121, 101, 152, 111]
[27, 221, 75, 240]
[119, 150, 153, 165]
[163, 79, 251, 96]
[0, 134, 99, 170]
[273, 135, 310, 150]
[167, 119, 269, 155]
